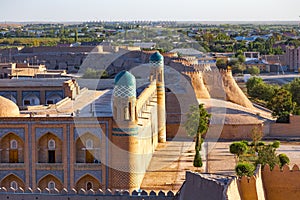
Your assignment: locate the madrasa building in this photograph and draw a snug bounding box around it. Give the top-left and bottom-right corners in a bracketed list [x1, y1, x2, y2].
[0, 52, 167, 191]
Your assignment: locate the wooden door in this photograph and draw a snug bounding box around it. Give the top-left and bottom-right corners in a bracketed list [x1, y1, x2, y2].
[86, 150, 94, 163]
[9, 150, 18, 163]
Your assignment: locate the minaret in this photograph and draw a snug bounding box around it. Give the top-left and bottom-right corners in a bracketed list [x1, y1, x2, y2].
[150, 52, 166, 143]
[111, 70, 141, 190]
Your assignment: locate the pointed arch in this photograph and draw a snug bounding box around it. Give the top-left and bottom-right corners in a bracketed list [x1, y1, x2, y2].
[0, 173, 25, 190]
[37, 174, 63, 191]
[46, 94, 62, 104]
[37, 132, 62, 163]
[23, 93, 40, 106]
[0, 132, 24, 163]
[75, 174, 101, 191]
[75, 132, 101, 163]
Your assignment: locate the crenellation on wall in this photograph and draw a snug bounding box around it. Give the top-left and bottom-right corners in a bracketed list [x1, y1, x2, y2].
[0, 187, 177, 199]
[262, 164, 300, 200]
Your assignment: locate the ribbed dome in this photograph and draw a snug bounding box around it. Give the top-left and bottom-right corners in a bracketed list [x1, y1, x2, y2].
[0, 96, 20, 117]
[150, 52, 163, 62]
[114, 71, 136, 97]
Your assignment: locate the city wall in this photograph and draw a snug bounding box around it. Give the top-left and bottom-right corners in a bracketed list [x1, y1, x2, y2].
[235, 164, 300, 200]
[269, 115, 300, 137]
[237, 165, 266, 200]
[262, 164, 300, 200]
[0, 188, 177, 200]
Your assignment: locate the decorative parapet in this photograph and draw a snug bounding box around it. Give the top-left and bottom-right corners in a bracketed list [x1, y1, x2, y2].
[136, 83, 157, 115]
[238, 164, 266, 200]
[0, 187, 177, 199]
[261, 164, 300, 200]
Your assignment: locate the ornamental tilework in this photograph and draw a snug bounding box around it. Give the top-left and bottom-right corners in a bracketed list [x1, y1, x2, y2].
[74, 127, 103, 140]
[0, 91, 17, 100]
[0, 170, 25, 182]
[74, 170, 102, 183]
[36, 170, 63, 183]
[150, 60, 163, 67]
[36, 128, 63, 140]
[113, 85, 136, 97]
[45, 91, 63, 99]
[0, 128, 25, 140]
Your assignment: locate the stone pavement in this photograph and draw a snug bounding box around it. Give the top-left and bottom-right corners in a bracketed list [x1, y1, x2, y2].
[140, 140, 237, 192]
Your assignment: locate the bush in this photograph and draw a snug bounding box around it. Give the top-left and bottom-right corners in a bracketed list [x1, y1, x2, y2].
[235, 163, 255, 177]
[256, 145, 280, 170]
[241, 140, 249, 146]
[230, 142, 248, 157]
[272, 141, 280, 149]
[278, 153, 290, 167]
[193, 150, 203, 167]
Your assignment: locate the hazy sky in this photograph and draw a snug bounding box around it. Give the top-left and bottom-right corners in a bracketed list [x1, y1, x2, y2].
[1, 0, 300, 22]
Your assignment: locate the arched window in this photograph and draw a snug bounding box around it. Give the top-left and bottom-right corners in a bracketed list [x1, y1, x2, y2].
[86, 139, 93, 149]
[86, 182, 93, 191]
[48, 139, 55, 150]
[10, 181, 18, 190]
[48, 181, 55, 190]
[10, 140, 18, 149]
[124, 107, 130, 120]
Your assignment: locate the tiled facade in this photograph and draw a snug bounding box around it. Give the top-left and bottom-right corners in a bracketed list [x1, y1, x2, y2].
[0, 52, 166, 192]
[0, 118, 111, 191]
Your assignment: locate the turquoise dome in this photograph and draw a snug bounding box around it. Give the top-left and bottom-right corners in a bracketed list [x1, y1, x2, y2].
[114, 71, 136, 86]
[150, 52, 163, 62]
[114, 71, 136, 97]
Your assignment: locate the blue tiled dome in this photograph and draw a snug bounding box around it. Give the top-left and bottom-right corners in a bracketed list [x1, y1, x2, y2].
[150, 52, 163, 62]
[114, 71, 136, 97]
[115, 71, 136, 86]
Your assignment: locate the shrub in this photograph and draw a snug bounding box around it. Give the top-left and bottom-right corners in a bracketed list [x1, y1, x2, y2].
[272, 141, 280, 149]
[235, 162, 255, 177]
[193, 150, 203, 167]
[278, 153, 290, 168]
[230, 142, 248, 157]
[256, 145, 280, 170]
[241, 140, 249, 146]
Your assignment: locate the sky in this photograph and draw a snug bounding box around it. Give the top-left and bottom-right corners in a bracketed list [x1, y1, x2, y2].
[1, 0, 300, 22]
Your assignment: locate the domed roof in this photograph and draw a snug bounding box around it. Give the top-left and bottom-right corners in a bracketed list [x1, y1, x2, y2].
[114, 71, 136, 97]
[150, 52, 164, 62]
[0, 96, 20, 117]
[114, 71, 136, 86]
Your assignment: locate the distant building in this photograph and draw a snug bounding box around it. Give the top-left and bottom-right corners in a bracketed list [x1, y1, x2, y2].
[244, 59, 269, 72]
[284, 46, 300, 72]
[0, 63, 67, 79]
[244, 52, 260, 59]
[133, 42, 156, 49]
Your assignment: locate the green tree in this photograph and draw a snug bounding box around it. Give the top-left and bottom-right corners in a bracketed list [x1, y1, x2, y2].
[229, 142, 248, 157]
[185, 104, 211, 151]
[246, 77, 264, 96]
[74, 29, 78, 43]
[268, 88, 295, 123]
[255, 144, 280, 170]
[216, 58, 227, 70]
[185, 104, 211, 168]
[193, 150, 203, 168]
[237, 54, 246, 63]
[82, 68, 109, 79]
[247, 66, 260, 75]
[288, 78, 300, 106]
